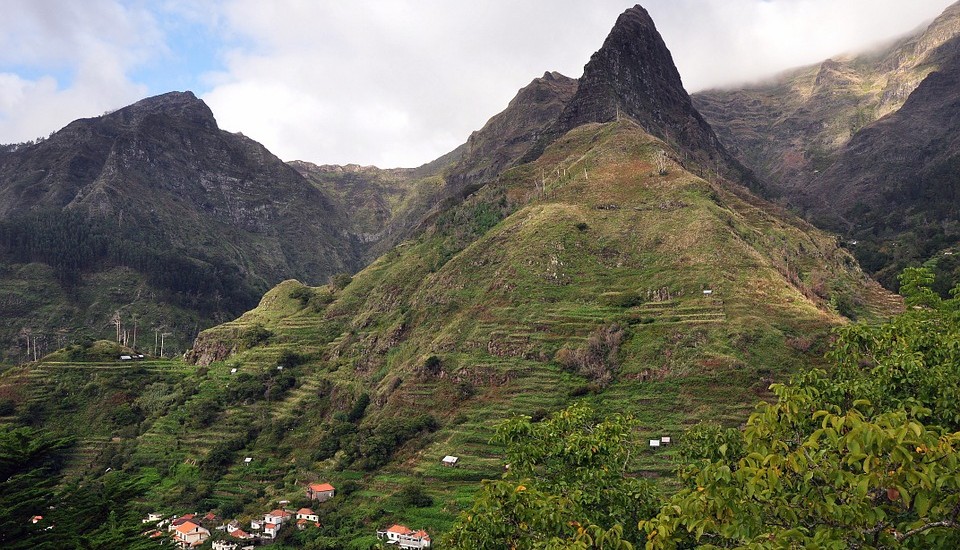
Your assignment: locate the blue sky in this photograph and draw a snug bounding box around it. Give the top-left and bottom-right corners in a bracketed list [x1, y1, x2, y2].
[0, 0, 954, 167]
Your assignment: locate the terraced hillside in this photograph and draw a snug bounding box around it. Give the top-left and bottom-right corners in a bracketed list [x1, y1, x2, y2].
[174, 118, 899, 539]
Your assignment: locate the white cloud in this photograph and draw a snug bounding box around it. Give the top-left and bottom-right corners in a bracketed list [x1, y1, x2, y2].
[202, 0, 954, 167]
[0, 0, 160, 143]
[1, 0, 955, 166]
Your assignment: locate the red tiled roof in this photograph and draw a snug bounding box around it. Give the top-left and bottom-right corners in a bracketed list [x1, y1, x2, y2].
[230, 528, 251, 539]
[264, 523, 276, 529]
[308, 482, 335, 492]
[172, 514, 196, 526]
[414, 529, 431, 539]
[387, 524, 413, 535]
[174, 521, 200, 535]
[297, 508, 315, 515]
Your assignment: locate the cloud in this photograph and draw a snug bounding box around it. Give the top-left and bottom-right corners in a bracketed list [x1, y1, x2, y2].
[201, 0, 954, 167]
[645, 0, 954, 92]
[0, 0, 954, 167]
[0, 0, 161, 143]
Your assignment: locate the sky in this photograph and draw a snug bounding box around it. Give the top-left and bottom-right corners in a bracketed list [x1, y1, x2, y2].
[0, 0, 954, 168]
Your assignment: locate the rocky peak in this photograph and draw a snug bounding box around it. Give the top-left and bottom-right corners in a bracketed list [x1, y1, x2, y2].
[446, 71, 578, 191]
[107, 90, 218, 132]
[532, 4, 743, 179]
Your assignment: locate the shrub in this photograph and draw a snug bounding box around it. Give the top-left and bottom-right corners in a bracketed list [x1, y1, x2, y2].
[329, 273, 353, 290]
[555, 324, 625, 386]
[240, 324, 272, 349]
[397, 484, 434, 508]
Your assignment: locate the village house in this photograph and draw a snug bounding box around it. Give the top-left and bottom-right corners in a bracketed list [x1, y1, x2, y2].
[306, 482, 336, 502]
[142, 512, 164, 524]
[172, 520, 210, 548]
[377, 524, 432, 549]
[264, 508, 292, 526]
[296, 507, 320, 529]
[169, 514, 196, 532]
[227, 526, 254, 540]
[212, 541, 237, 550]
[262, 522, 278, 539]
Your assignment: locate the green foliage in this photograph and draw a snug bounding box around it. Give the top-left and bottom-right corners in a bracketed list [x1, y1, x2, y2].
[277, 349, 309, 368]
[290, 285, 315, 308]
[397, 484, 434, 508]
[330, 273, 353, 290]
[642, 269, 960, 549]
[347, 393, 371, 423]
[341, 414, 438, 471]
[0, 209, 259, 314]
[240, 323, 273, 349]
[446, 403, 660, 548]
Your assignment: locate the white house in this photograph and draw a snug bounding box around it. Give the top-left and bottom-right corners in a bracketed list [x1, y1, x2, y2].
[377, 524, 432, 549]
[212, 541, 238, 550]
[172, 521, 210, 548]
[263, 509, 292, 526]
[142, 512, 164, 524]
[262, 522, 278, 539]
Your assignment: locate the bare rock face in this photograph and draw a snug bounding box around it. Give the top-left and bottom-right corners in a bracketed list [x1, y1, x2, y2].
[693, 1, 960, 284]
[447, 71, 578, 190]
[531, 5, 747, 181]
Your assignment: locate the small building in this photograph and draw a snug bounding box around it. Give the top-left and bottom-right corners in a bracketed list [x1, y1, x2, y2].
[649, 439, 661, 447]
[172, 520, 210, 548]
[30, 515, 43, 524]
[243, 457, 253, 464]
[143, 512, 164, 524]
[377, 524, 432, 549]
[661, 436, 671, 444]
[296, 508, 319, 523]
[441, 455, 459, 467]
[169, 514, 197, 532]
[212, 541, 238, 550]
[229, 527, 253, 540]
[262, 522, 278, 539]
[264, 509, 292, 526]
[306, 482, 336, 502]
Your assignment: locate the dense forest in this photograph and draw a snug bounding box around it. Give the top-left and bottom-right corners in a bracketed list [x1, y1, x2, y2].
[0, 210, 260, 316]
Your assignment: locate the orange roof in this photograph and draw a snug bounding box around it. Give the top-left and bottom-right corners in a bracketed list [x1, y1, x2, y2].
[264, 523, 276, 529]
[174, 521, 200, 534]
[387, 524, 413, 535]
[308, 482, 335, 492]
[230, 528, 250, 539]
[297, 508, 315, 515]
[414, 529, 430, 539]
[268, 509, 291, 517]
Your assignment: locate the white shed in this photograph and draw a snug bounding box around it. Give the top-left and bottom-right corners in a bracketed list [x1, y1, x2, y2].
[442, 455, 459, 467]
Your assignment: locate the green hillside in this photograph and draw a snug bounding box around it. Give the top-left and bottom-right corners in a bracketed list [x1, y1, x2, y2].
[0, 120, 900, 547]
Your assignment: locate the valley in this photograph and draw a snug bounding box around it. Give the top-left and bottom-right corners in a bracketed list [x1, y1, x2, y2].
[2, 1, 958, 548]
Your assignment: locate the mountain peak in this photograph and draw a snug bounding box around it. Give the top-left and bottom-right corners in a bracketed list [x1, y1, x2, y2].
[109, 90, 218, 130]
[525, 4, 744, 181]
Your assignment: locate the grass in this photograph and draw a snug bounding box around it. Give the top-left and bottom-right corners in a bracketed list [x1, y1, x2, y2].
[0, 119, 902, 545]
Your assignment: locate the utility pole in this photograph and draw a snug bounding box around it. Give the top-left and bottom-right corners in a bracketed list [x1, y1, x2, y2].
[160, 332, 172, 358]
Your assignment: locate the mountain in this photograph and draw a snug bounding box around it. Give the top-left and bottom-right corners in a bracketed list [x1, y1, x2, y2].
[0, 4, 904, 547]
[532, 5, 752, 185]
[693, 1, 960, 287]
[0, 92, 367, 359]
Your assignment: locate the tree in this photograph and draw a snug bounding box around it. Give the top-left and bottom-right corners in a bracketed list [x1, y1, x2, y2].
[641, 268, 960, 549]
[445, 403, 659, 548]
